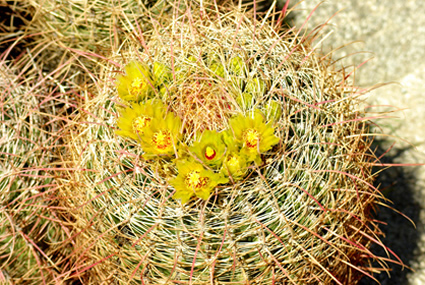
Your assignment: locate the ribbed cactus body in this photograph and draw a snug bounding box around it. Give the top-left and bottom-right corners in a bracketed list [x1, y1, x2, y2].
[0, 61, 72, 284]
[57, 3, 390, 284]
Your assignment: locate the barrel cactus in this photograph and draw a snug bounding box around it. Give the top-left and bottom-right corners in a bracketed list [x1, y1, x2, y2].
[27, 0, 173, 51]
[57, 2, 399, 283]
[0, 58, 76, 283]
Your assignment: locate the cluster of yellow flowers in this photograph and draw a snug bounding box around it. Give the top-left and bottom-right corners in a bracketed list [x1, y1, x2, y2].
[115, 61, 280, 204]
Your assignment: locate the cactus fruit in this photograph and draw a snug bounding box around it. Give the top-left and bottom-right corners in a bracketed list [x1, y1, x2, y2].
[48, 1, 402, 284]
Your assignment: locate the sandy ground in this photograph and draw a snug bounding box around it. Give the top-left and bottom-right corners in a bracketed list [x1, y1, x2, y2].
[289, 1, 425, 284]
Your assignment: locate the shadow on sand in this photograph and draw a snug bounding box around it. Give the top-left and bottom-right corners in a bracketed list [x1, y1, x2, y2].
[359, 143, 421, 285]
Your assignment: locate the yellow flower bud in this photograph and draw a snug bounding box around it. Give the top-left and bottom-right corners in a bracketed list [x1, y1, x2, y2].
[229, 56, 244, 75]
[265, 100, 282, 121]
[245, 77, 265, 95]
[210, 61, 225, 78]
[153, 62, 170, 86]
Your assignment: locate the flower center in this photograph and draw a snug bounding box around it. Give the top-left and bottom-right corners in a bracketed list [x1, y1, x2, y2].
[130, 77, 146, 95]
[185, 171, 209, 189]
[132, 116, 151, 134]
[205, 146, 216, 160]
[152, 130, 172, 150]
[243, 128, 260, 149]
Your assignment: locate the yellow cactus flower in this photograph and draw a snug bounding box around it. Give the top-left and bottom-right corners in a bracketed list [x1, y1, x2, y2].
[115, 100, 165, 141]
[170, 160, 229, 204]
[116, 61, 152, 102]
[189, 130, 226, 168]
[140, 112, 182, 156]
[228, 111, 280, 165]
[221, 151, 249, 181]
